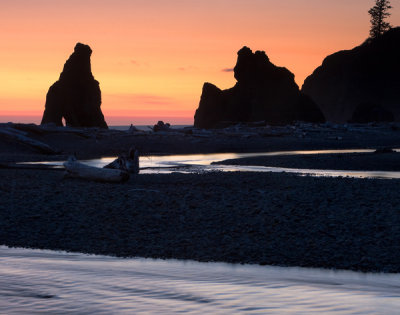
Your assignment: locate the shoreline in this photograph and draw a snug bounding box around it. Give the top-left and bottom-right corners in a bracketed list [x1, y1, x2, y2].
[1, 122, 400, 162]
[214, 151, 400, 172]
[1, 122, 400, 273]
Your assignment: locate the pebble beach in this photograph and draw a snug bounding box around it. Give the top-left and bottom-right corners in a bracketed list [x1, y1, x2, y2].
[1, 122, 400, 272]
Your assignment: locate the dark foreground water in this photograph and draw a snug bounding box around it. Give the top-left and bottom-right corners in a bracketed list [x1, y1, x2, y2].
[1, 247, 400, 314]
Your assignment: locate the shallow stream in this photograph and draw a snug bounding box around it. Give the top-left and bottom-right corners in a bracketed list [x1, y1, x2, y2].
[7, 149, 400, 313]
[1, 246, 400, 314]
[29, 149, 400, 179]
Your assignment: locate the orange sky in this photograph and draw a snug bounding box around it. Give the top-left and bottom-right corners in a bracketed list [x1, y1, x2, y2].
[0, 0, 399, 125]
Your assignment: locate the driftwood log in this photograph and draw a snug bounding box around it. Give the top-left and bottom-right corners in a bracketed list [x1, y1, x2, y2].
[0, 162, 64, 171]
[63, 157, 129, 182]
[40, 125, 92, 138]
[0, 127, 58, 154]
[103, 147, 140, 174]
[10, 123, 47, 135]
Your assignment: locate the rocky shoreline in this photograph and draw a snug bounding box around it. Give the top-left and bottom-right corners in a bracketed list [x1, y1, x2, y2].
[1, 121, 400, 162]
[1, 122, 400, 273]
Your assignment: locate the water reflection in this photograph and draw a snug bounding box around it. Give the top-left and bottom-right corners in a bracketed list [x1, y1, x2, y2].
[22, 149, 400, 179]
[92, 149, 388, 169]
[1, 246, 400, 314]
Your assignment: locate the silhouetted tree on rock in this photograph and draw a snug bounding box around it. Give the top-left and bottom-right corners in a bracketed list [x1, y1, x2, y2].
[369, 0, 392, 38]
[301, 27, 400, 123]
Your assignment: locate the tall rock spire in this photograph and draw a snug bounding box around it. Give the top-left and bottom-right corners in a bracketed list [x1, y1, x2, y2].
[41, 43, 108, 128]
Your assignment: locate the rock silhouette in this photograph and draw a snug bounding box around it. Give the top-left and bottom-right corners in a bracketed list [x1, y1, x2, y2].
[302, 27, 400, 123]
[194, 46, 325, 129]
[41, 43, 108, 128]
[350, 102, 394, 123]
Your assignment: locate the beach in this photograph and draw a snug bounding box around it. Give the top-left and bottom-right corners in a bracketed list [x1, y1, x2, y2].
[1, 122, 400, 162]
[1, 122, 400, 272]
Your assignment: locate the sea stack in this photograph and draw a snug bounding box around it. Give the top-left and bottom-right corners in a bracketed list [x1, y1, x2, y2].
[302, 27, 400, 123]
[41, 43, 108, 128]
[194, 46, 325, 129]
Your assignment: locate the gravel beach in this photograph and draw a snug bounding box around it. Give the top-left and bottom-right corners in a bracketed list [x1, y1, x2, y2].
[1, 122, 400, 273]
[1, 168, 400, 273]
[215, 152, 400, 171]
[1, 122, 400, 163]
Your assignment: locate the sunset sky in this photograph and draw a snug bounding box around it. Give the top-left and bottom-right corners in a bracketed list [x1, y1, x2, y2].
[1, 0, 399, 125]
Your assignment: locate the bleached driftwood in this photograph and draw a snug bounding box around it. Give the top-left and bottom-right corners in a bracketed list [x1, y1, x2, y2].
[0, 162, 64, 171]
[0, 122, 93, 138]
[11, 123, 47, 135]
[40, 124, 92, 138]
[103, 147, 140, 174]
[0, 127, 58, 154]
[64, 157, 129, 182]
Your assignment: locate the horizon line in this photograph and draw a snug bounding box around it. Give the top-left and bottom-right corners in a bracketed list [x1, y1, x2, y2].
[0, 114, 194, 126]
